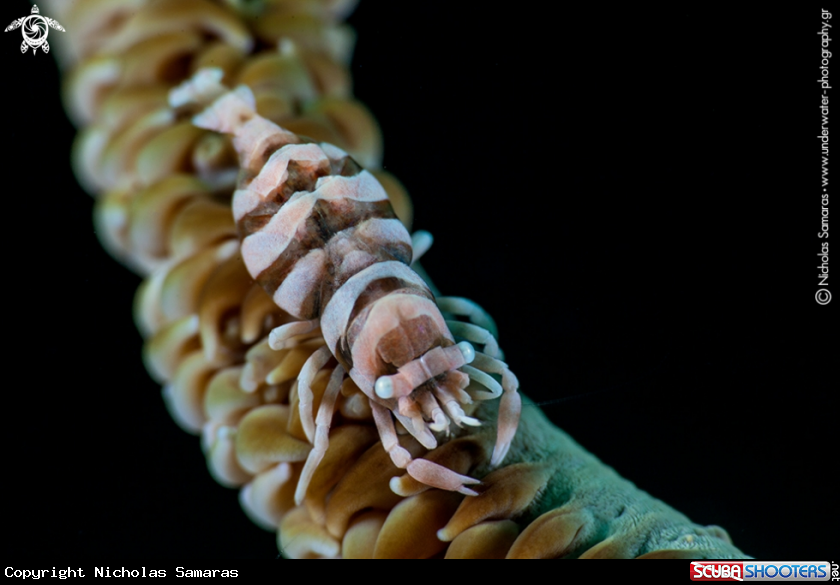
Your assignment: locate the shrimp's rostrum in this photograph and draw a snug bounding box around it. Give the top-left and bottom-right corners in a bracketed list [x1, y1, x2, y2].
[171, 70, 521, 504]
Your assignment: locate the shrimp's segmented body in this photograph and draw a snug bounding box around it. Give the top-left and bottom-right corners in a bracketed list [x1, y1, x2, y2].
[171, 70, 521, 503]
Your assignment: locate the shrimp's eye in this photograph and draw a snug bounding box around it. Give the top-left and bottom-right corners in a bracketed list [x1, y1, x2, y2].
[457, 341, 475, 364]
[375, 376, 395, 399]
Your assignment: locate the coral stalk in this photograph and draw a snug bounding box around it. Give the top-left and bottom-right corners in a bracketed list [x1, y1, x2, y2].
[42, 0, 756, 558]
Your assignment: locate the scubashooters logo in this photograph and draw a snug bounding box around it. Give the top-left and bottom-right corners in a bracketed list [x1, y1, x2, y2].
[690, 561, 833, 581]
[5, 5, 65, 54]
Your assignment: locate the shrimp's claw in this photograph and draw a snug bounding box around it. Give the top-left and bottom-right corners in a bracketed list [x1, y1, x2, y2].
[400, 459, 481, 497]
[371, 400, 481, 497]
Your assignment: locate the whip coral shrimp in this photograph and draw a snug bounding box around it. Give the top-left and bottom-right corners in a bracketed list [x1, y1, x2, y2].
[170, 69, 521, 504]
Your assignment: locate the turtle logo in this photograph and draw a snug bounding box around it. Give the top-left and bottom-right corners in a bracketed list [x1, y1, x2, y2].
[5, 5, 65, 55]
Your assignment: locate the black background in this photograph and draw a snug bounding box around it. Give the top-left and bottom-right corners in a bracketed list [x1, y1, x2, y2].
[4, 2, 835, 559]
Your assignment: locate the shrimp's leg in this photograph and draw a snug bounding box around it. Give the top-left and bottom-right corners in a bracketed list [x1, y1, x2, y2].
[469, 352, 521, 466]
[411, 230, 433, 264]
[296, 345, 332, 443]
[436, 296, 498, 340]
[295, 365, 345, 505]
[269, 319, 320, 350]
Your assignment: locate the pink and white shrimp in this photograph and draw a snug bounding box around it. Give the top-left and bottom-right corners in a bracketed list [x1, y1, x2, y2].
[170, 69, 521, 504]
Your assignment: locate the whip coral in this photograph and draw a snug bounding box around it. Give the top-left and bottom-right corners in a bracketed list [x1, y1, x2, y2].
[9, 1, 834, 559]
